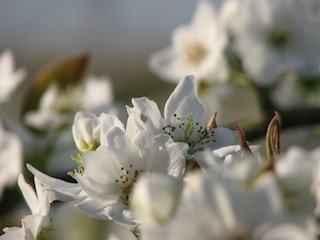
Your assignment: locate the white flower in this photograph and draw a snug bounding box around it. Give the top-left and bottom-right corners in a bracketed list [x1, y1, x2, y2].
[0, 119, 23, 199]
[231, 0, 320, 86]
[0, 50, 26, 104]
[200, 84, 262, 126]
[131, 173, 181, 226]
[74, 130, 188, 226]
[271, 74, 320, 110]
[149, 1, 228, 84]
[0, 174, 55, 240]
[24, 75, 115, 130]
[72, 111, 127, 165]
[275, 146, 320, 213]
[81, 75, 114, 112]
[195, 144, 261, 181]
[127, 75, 237, 161]
[26, 164, 110, 221]
[219, 0, 240, 30]
[140, 172, 306, 240]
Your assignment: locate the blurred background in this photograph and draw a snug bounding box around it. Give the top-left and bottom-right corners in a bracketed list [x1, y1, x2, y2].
[0, 0, 203, 116]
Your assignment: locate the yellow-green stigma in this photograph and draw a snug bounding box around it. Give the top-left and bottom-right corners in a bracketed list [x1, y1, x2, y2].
[162, 113, 216, 155]
[185, 42, 208, 65]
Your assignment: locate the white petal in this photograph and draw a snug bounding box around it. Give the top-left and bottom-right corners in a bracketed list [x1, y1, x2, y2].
[74, 172, 119, 205]
[0, 128, 22, 198]
[74, 197, 110, 220]
[131, 173, 181, 226]
[18, 174, 39, 215]
[210, 127, 238, 150]
[81, 75, 113, 110]
[146, 137, 188, 178]
[191, 0, 218, 29]
[131, 97, 162, 132]
[104, 202, 137, 226]
[21, 214, 44, 240]
[164, 75, 204, 123]
[0, 227, 24, 239]
[0, 50, 26, 103]
[27, 164, 84, 201]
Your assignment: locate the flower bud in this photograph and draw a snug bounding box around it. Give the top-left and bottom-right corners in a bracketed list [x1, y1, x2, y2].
[72, 111, 100, 154]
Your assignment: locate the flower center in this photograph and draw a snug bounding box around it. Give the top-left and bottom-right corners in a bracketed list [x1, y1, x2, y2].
[51, 87, 82, 114]
[266, 27, 290, 50]
[115, 164, 144, 205]
[162, 113, 216, 155]
[185, 42, 208, 65]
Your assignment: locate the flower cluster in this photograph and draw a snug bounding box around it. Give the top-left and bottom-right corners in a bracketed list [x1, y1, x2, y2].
[150, 0, 320, 120]
[0, 1, 320, 239]
[1, 74, 320, 240]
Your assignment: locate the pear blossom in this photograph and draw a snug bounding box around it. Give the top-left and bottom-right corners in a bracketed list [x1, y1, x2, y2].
[127, 75, 238, 162]
[0, 119, 23, 199]
[24, 75, 116, 131]
[0, 174, 56, 240]
[230, 0, 320, 86]
[72, 111, 127, 165]
[27, 164, 110, 221]
[0, 50, 26, 104]
[149, 0, 228, 84]
[74, 130, 188, 226]
[27, 126, 188, 226]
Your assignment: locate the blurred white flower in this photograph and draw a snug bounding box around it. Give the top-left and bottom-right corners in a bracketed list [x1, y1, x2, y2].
[140, 172, 313, 240]
[74, 131, 188, 226]
[0, 50, 26, 104]
[24, 75, 115, 131]
[131, 173, 181, 226]
[219, 0, 240, 30]
[149, 0, 228, 84]
[231, 0, 320, 86]
[0, 119, 23, 199]
[271, 74, 320, 110]
[81, 75, 114, 111]
[127, 76, 237, 161]
[200, 84, 261, 126]
[0, 174, 55, 240]
[195, 144, 261, 180]
[276, 146, 320, 213]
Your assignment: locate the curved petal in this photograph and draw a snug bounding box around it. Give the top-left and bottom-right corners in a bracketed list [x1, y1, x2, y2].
[164, 76, 204, 123]
[104, 202, 137, 226]
[131, 97, 162, 132]
[18, 174, 38, 215]
[27, 164, 84, 201]
[209, 127, 238, 150]
[74, 197, 110, 220]
[74, 173, 118, 206]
